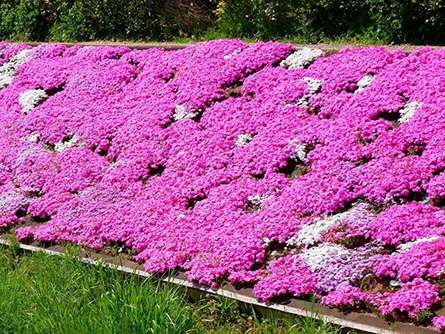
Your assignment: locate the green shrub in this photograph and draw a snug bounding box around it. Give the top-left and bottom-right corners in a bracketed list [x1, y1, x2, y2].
[48, 0, 215, 41]
[1, 0, 445, 44]
[125, 0, 158, 40]
[0, 0, 17, 40]
[368, 0, 445, 44]
[216, 0, 383, 42]
[49, 0, 127, 41]
[154, 0, 216, 39]
[215, 0, 290, 39]
[13, 0, 49, 41]
[291, 1, 373, 41]
[49, 1, 96, 41]
[216, 0, 445, 44]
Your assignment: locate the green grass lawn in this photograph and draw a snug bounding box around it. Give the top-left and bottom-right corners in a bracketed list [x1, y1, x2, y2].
[0, 246, 353, 334]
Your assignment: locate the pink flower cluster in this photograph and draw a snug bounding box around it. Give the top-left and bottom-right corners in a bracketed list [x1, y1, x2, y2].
[2, 40, 445, 328]
[253, 255, 316, 301]
[321, 284, 371, 308]
[374, 237, 445, 282]
[376, 279, 440, 319]
[433, 316, 445, 332]
[368, 203, 445, 246]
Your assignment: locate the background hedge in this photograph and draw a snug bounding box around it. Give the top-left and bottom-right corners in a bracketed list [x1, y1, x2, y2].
[1, 0, 445, 44]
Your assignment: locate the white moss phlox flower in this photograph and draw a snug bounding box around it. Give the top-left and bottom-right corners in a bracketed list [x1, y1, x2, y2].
[397, 235, 440, 253]
[25, 132, 40, 143]
[288, 140, 307, 162]
[173, 104, 198, 121]
[0, 49, 32, 89]
[301, 243, 350, 271]
[248, 194, 270, 209]
[19, 89, 48, 114]
[262, 236, 271, 247]
[390, 279, 402, 288]
[399, 101, 422, 123]
[280, 48, 323, 69]
[235, 134, 253, 147]
[15, 146, 43, 165]
[355, 74, 375, 93]
[292, 77, 323, 107]
[304, 77, 323, 95]
[293, 143, 307, 162]
[287, 204, 369, 247]
[54, 134, 84, 153]
[76, 46, 94, 55]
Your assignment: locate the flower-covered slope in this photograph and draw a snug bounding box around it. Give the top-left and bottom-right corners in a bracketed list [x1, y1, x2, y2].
[2, 40, 445, 329]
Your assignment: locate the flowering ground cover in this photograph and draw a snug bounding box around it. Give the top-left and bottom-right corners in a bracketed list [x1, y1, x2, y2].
[2, 39, 445, 330]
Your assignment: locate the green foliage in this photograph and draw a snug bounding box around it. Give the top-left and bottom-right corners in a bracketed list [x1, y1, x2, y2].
[216, 0, 445, 44]
[415, 309, 434, 324]
[0, 0, 215, 42]
[49, 0, 94, 41]
[216, 0, 384, 42]
[49, 0, 133, 41]
[215, 0, 288, 39]
[0, 0, 50, 41]
[46, 0, 216, 42]
[125, 0, 158, 40]
[154, 0, 216, 40]
[0, 0, 17, 40]
[14, 0, 49, 40]
[367, 0, 445, 44]
[2, 1, 445, 47]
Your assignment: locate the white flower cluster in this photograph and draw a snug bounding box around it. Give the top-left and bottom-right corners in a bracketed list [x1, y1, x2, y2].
[304, 77, 323, 94]
[235, 133, 253, 147]
[247, 194, 270, 209]
[54, 134, 84, 153]
[292, 143, 307, 161]
[301, 243, 350, 271]
[19, 89, 48, 114]
[280, 48, 323, 69]
[287, 204, 368, 247]
[397, 235, 440, 253]
[173, 104, 198, 121]
[25, 132, 40, 143]
[295, 77, 323, 107]
[262, 236, 271, 247]
[399, 101, 422, 123]
[288, 139, 308, 162]
[355, 74, 375, 93]
[223, 48, 242, 61]
[390, 279, 402, 288]
[0, 49, 32, 89]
